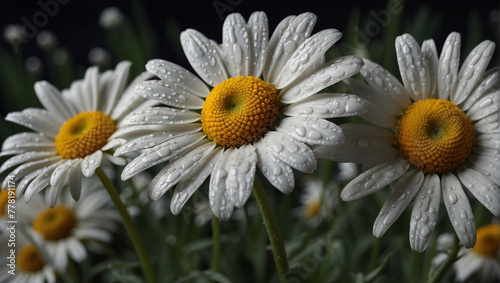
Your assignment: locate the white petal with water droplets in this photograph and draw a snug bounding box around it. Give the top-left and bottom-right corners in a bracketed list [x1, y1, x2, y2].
[225, 144, 257, 207]
[395, 33, 430, 101]
[101, 138, 127, 151]
[47, 173, 66, 208]
[421, 39, 438, 99]
[373, 169, 424, 237]
[247, 11, 268, 77]
[264, 12, 316, 83]
[360, 59, 412, 109]
[358, 98, 398, 128]
[437, 32, 461, 100]
[460, 67, 499, 111]
[121, 133, 205, 180]
[134, 81, 205, 109]
[35, 81, 77, 120]
[99, 61, 131, 115]
[222, 13, 251, 77]
[458, 167, 500, 216]
[474, 112, 500, 134]
[3, 156, 61, 191]
[120, 107, 200, 126]
[441, 173, 476, 248]
[180, 29, 228, 87]
[341, 159, 411, 201]
[0, 133, 55, 157]
[209, 148, 236, 220]
[146, 59, 209, 97]
[274, 29, 342, 88]
[467, 88, 500, 121]
[409, 174, 441, 252]
[110, 124, 199, 141]
[468, 154, 500, 186]
[50, 159, 78, 187]
[0, 151, 53, 175]
[81, 150, 103, 177]
[170, 147, 223, 214]
[6, 109, 61, 138]
[344, 77, 402, 115]
[282, 93, 367, 118]
[264, 131, 316, 173]
[453, 40, 495, 105]
[25, 161, 63, 202]
[276, 116, 344, 145]
[255, 140, 295, 193]
[68, 160, 83, 201]
[147, 141, 215, 200]
[280, 56, 363, 104]
[475, 133, 500, 150]
[83, 66, 99, 111]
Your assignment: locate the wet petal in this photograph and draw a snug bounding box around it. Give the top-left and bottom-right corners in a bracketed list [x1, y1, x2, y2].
[460, 67, 499, 111]
[209, 148, 236, 220]
[25, 161, 63, 201]
[222, 13, 252, 77]
[458, 167, 500, 216]
[120, 107, 200, 126]
[282, 92, 367, 118]
[421, 39, 438, 99]
[81, 150, 103, 177]
[224, 144, 257, 207]
[35, 81, 77, 120]
[467, 88, 500, 121]
[134, 80, 205, 109]
[6, 109, 61, 138]
[276, 116, 344, 145]
[0, 151, 54, 175]
[344, 77, 402, 115]
[255, 140, 295, 193]
[437, 32, 461, 100]
[264, 131, 316, 173]
[247, 11, 268, 77]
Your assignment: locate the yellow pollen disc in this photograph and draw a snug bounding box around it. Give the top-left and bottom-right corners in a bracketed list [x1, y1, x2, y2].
[201, 76, 280, 147]
[305, 200, 321, 218]
[473, 224, 500, 257]
[396, 99, 475, 174]
[18, 245, 45, 272]
[55, 111, 117, 159]
[33, 205, 76, 241]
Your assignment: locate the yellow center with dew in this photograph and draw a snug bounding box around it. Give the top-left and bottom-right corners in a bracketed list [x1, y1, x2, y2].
[396, 99, 475, 174]
[18, 245, 45, 272]
[473, 224, 500, 257]
[201, 76, 280, 147]
[55, 111, 116, 159]
[33, 205, 76, 241]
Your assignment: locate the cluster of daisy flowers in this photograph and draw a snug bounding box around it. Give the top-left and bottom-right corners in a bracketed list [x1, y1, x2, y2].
[0, 8, 499, 282]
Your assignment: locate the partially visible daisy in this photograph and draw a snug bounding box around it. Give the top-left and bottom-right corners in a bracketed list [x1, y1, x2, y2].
[99, 7, 124, 29]
[0, 61, 155, 206]
[112, 11, 366, 220]
[434, 223, 500, 282]
[296, 178, 336, 227]
[0, 221, 56, 283]
[315, 32, 499, 252]
[17, 177, 120, 270]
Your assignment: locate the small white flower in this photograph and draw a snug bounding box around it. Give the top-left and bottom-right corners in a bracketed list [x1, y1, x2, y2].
[88, 47, 111, 68]
[296, 178, 336, 227]
[113, 11, 365, 220]
[36, 31, 58, 50]
[99, 7, 124, 29]
[3, 24, 24, 44]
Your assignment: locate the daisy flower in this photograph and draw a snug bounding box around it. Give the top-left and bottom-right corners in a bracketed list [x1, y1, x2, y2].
[113, 11, 366, 220]
[296, 178, 336, 227]
[315, 32, 499, 252]
[0, 221, 56, 283]
[0, 61, 155, 206]
[17, 177, 120, 270]
[434, 223, 500, 282]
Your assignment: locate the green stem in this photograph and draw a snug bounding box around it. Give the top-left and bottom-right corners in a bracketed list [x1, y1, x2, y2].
[211, 215, 221, 273]
[95, 167, 156, 283]
[252, 176, 290, 283]
[428, 235, 460, 283]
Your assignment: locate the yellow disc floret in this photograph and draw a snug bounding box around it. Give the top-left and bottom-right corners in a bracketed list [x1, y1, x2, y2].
[18, 245, 45, 272]
[33, 205, 76, 241]
[304, 200, 321, 218]
[396, 99, 475, 174]
[473, 224, 500, 257]
[201, 76, 280, 147]
[55, 111, 116, 159]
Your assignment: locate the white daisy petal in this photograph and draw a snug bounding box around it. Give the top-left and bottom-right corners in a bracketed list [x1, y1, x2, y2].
[99, 61, 131, 114]
[359, 59, 412, 109]
[225, 144, 258, 207]
[474, 112, 500, 134]
[468, 154, 500, 186]
[409, 174, 441, 252]
[170, 147, 223, 214]
[6, 109, 61, 137]
[341, 159, 411, 201]
[441, 172, 477, 248]
[247, 11, 268, 77]
[282, 92, 367, 118]
[255, 140, 295, 193]
[4, 156, 61, 191]
[101, 138, 127, 151]
[50, 159, 79, 187]
[460, 67, 499, 111]
[83, 66, 100, 111]
[458, 167, 500, 216]
[68, 161, 83, 201]
[467, 88, 500, 121]
[264, 12, 317, 83]
[475, 133, 500, 150]
[111, 71, 156, 120]
[35, 81, 77, 120]
[453, 40, 496, 105]
[147, 141, 215, 200]
[274, 29, 342, 88]
[110, 124, 199, 141]
[134, 80, 205, 109]
[120, 107, 200, 126]
[121, 133, 205, 180]
[46, 176, 66, 208]
[81, 150, 103, 177]
[437, 32, 461, 100]
[16, 168, 45, 197]
[373, 169, 424, 237]
[25, 161, 63, 201]
[420, 39, 439, 99]
[66, 238, 87, 262]
[276, 116, 344, 145]
[114, 124, 202, 156]
[0, 151, 53, 175]
[222, 13, 252, 77]
[145, 59, 210, 97]
[358, 99, 398, 128]
[264, 131, 316, 173]
[280, 55, 363, 104]
[209, 148, 236, 220]
[395, 33, 430, 101]
[180, 29, 228, 87]
[344, 77, 402, 115]
[455, 253, 483, 282]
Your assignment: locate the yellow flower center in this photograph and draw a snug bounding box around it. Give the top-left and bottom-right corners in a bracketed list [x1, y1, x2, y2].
[55, 111, 116, 159]
[396, 99, 475, 174]
[473, 224, 500, 257]
[304, 200, 321, 218]
[201, 76, 280, 147]
[32, 205, 76, 241]
[18, 245, 45, 273]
